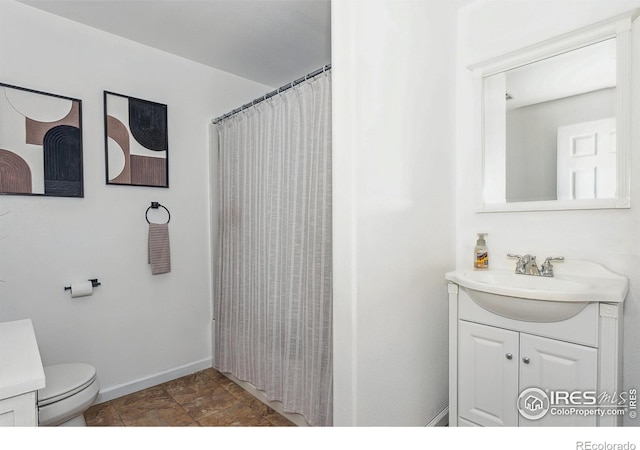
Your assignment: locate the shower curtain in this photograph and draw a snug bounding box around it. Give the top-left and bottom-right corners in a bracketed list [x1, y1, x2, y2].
[214, 72, 332, 426]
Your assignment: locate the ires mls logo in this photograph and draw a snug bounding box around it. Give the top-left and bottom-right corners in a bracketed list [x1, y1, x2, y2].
[517, 387, 636, 420]
[517, 388, 550, 420]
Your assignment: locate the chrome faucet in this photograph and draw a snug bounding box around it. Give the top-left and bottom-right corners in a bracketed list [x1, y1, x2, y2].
[507, 254, 564, 277]
[522, 254, 540, 276]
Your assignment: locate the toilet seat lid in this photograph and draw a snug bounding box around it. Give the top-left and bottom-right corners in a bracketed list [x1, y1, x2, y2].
[38, 363, 97, 405]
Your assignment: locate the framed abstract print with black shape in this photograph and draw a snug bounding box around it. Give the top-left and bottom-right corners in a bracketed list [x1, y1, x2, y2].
[104, 91, 168, 188]
[0, 83, 83, 197]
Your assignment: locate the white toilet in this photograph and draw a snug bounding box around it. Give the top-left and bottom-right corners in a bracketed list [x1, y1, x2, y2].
[37, 363, 99, 426]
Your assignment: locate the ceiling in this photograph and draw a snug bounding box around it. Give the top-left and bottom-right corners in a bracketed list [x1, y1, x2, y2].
[19, 0, 331, 88]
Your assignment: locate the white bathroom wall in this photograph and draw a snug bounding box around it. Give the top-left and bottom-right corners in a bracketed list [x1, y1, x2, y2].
[332, 0, 458, 425]
[0, 1, 270, 401]
[456, 0, 640, 426]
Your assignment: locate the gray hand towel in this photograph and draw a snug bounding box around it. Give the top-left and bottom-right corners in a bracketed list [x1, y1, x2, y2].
[148, 223, 171, 275]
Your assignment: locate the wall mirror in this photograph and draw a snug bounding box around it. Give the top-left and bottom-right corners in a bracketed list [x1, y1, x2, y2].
[471, 11, 635, 212]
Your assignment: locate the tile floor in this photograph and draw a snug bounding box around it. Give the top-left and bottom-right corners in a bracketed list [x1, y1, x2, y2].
[84, 368, 296, 426]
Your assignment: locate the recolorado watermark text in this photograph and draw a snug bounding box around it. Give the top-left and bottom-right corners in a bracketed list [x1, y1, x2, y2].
[576, 442, 636, 450]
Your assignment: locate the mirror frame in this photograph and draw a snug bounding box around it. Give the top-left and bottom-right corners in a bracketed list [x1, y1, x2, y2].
[470, 11, 636, 212]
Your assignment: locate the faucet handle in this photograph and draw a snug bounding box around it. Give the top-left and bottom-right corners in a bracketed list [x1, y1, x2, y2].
[543, 256, 565, 263]
[541, 256, 564, 277]
[508, 253, 536, 260]
[507, 253, 526, 274]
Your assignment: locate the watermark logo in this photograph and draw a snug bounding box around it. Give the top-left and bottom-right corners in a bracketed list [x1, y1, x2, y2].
[576, 442, 636, 450]
[517, 387, 550, 420]
[517, 387, 637, 420]
[629, 388, 637, 419]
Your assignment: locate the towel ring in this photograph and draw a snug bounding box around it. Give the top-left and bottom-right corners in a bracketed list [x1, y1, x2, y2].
[146, 202, 171, 224]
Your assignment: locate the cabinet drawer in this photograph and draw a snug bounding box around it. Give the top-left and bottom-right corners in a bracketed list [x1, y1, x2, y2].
[458, 288, 599, 347]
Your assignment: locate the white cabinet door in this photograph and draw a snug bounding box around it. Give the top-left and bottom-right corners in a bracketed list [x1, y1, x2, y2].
[519, 333, 597, 426]
[0, 392, 38, 426]
[458, 321, 519, 426]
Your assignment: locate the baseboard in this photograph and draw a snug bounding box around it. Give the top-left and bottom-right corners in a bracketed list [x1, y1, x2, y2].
[221, 371, 309, 427]
[426, 407, 449, 427]
[94, 357, 213, 404]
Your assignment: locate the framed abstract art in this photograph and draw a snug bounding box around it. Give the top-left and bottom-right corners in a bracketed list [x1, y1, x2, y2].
[104, 91, 168, 188]
[0, 82, 83, 197]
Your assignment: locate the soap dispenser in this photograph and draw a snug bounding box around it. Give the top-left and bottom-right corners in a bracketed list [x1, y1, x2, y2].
[474, 233, 489, 270]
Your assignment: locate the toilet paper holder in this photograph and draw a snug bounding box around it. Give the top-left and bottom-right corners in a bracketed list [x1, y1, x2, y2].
[64, 279, 101, 292]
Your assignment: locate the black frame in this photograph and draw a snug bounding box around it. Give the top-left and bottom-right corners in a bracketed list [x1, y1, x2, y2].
[0, 82, 84, 198]
[103, 91, 169, 188]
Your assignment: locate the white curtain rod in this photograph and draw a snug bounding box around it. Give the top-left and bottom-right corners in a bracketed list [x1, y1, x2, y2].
[212, 64, 331, 124]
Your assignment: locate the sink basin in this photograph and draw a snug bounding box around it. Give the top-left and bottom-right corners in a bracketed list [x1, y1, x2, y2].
[446, 260, 628, 322]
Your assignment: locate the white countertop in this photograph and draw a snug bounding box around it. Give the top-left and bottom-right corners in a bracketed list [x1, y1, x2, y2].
[0, 319, 45, 399]
[446, 260, 628, 303]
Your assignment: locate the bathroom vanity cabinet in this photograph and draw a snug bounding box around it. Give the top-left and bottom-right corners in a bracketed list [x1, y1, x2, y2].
[458, 318, 598, 426]
[0, 319, 45, 426]
[447, 279, 625, 427]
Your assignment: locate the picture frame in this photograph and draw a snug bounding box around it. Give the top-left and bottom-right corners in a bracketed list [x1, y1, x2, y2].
[0, 82, 84, 197]
[104, 91, 168, 188]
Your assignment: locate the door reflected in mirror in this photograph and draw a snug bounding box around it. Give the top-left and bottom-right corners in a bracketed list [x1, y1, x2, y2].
[482, 38, 618, 205]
